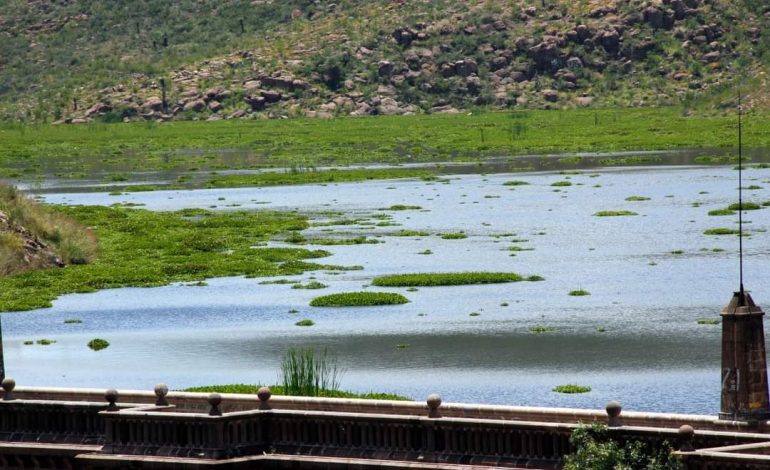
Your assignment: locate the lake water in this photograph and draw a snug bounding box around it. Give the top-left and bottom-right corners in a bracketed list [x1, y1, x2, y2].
[5, 164, 770, 414]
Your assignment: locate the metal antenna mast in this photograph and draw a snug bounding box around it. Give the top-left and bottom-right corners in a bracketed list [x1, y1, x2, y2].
[738, 92, 744, 295]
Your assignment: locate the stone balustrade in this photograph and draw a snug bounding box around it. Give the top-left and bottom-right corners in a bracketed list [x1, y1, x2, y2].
[2, 379, 770, 468]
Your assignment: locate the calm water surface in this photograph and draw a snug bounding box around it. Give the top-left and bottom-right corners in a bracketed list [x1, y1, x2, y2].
[6, 165, 770, 414]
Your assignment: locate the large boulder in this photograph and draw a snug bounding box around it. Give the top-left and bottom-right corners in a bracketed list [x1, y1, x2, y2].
[243, 95, 266, 110]
[529, 40, 562, 71]
[260, 90, 282, 103]
[143, 96, 164, 112]
[378, 61, 395, 77]
[183, 99, 206, 112]
[455, 59, 478, 77]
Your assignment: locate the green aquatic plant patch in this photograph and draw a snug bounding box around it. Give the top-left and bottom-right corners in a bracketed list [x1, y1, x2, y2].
[530, 325, 556, 334]
[309, 236, 380, 245]
[380, 204, 422, 211]
[292, 281, 328, 290]
[294, 319, 315, 327]
[704, 228, 741, 235]
[568, 289, 591, 296]
[708, 209, 735, 216]
[593, 210, 638, 216]
[551, 180, 572, 187]
[372, 272, 543, 287]
[0, 206, 346, 312]
[624, 196, 650, 201]
[697, 319, 720, 325]
[310, 292, 409, 307]
[389, 230, 430, 237]
[553, 384, 592, 394]
[440, 232, 467, 240]
[728, 202, 762, 211]
[87, 338, 109, 351]
[503, 180, 530, 186]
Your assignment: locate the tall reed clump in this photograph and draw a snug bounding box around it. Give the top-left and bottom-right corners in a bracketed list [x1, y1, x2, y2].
[0, 183, 97, 276]
[279, 348, 344, 397]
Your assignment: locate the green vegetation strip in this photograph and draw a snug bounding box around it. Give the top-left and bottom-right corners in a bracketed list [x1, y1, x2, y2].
[183, 384, 410, 401]
[205, 168, 432, 188]
[704, 228, 741, 235]
[0, 205, 348, 312]
[4, 108, 770, 186]
[309, 292, 409, 307]
[594, 210, 638, 216]
[372, 272, 543, 287]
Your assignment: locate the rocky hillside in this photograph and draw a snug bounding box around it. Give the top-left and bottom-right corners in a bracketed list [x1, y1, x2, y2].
[1, 0, 768, 123]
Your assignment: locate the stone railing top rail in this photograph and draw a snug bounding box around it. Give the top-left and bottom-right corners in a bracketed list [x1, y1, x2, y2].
[9, 385, 743, 431]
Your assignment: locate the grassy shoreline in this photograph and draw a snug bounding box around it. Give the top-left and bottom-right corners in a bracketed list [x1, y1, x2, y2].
[0, 205, 353, 312]
[2, 108, 768, 186]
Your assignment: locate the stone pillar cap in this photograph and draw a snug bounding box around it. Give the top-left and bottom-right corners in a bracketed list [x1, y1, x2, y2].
[721, 291, 764, 316]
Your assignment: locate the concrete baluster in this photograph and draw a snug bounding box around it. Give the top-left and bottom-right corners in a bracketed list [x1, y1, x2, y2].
[427, 393, 442, 418]
[678, 424, 695, 452]
[154, 383, 169, 406]
[208, 393, 222, 417]
[1, 377, 15, 401]
[257, 387, 272, 410]
[606, 400, 622, 427]
[105, 389, 119, 412]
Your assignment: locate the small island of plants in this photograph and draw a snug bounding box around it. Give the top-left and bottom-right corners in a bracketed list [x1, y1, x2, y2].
[553, 384, 592, 394]
[310, 292, 409, 307]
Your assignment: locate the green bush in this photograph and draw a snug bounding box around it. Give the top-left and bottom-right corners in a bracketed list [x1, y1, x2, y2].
[564, 424, 682, 470]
